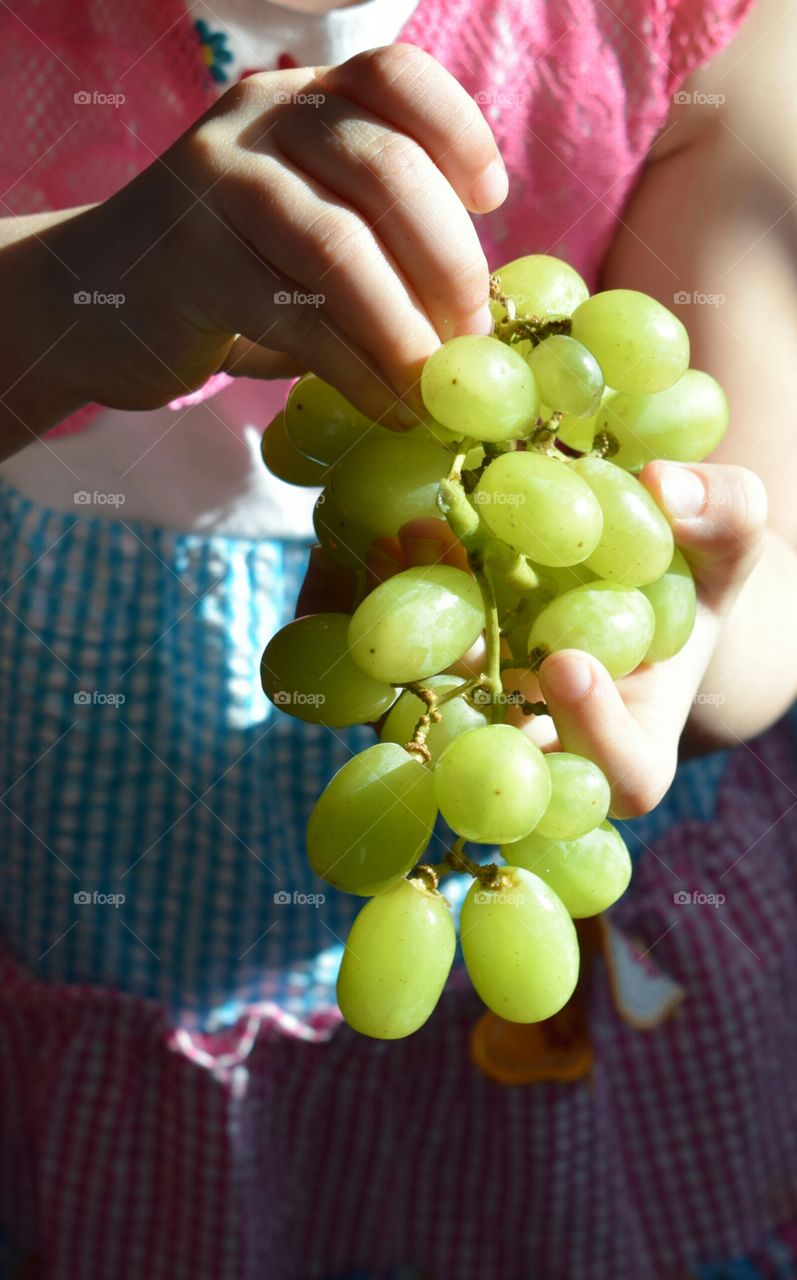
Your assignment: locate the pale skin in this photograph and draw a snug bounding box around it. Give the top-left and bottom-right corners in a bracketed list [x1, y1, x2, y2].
[0, 8, 794, 822]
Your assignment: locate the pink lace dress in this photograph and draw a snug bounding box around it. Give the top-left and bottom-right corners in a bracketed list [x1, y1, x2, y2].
[3, 3, 796, 1280]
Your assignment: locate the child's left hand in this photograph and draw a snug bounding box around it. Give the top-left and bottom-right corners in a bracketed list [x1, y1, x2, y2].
[296, 458, 767, 820]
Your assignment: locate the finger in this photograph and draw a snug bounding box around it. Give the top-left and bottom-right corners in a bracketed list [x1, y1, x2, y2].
[538, 650, 676, 819]
[223, 150, 439, 418]
[192, 225, 416, 428]
[295, 545, 360, 617]
[640, 461, 767, 613]
[398, 518, 469, 570]
[274, 95, 491, 341]
[318, 45, 508, 214]
[221, 337, 305, 381]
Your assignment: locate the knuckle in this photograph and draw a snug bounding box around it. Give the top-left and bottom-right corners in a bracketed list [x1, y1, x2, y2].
[307, 208, 370, 275]
[356, 43, 434, 94]
[360, 130, 430, 192]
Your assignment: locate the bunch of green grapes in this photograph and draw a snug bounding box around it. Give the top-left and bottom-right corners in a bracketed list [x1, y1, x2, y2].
[260, 254, 728, 1040]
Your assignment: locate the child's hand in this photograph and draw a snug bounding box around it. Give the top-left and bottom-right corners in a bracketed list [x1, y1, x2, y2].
[297, 460, 766, 821]
[50, 45, 505, 427]
[531, 461, 767, 818]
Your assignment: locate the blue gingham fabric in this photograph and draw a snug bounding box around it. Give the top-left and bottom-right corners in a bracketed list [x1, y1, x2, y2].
[0, 476, 378, 1029]
[0, 474, 732, 1032]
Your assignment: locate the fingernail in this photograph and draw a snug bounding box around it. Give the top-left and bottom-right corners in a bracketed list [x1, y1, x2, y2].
[456, 303, 494, 337]
[471, 158, 509, 210]
[392, 402, 423, 430]
[541, 656, 593, 701]
[403, 536, 445, 566]
[660, 465, 706, 519]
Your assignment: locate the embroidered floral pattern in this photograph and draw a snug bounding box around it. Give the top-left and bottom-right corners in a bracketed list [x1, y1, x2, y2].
[195, 18, 235, 84]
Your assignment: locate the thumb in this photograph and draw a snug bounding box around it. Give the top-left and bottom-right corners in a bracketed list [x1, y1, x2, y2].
[640, 461, 767, 613]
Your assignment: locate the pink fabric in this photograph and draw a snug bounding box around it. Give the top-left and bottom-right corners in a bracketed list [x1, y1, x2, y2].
[0, 0, 752, 439]
[2, 723, 797, 1279]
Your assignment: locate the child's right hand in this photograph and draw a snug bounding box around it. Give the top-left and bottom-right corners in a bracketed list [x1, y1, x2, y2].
[49, 45, 506, 428]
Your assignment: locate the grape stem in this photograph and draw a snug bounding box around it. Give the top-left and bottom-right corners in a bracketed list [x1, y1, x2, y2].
[402, 674, 488, 760]
[495, 316, 572, 347]
[431, 837, 503, 887]
[467, 552, 504, 724]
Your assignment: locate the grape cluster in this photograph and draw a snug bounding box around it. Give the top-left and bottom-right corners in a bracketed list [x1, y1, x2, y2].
[260, 254, 728, 1040]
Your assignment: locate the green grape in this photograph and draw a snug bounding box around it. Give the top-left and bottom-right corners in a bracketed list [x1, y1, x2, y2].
[307, 743, 437, 895]
[528, 582, 656, 679]
[285, 373, 372, 465]
[534, 752, 611, 840]
[570, 455, 674, 587]
[460, 867, 579, 1022]
[526, 336, 604, 418]
[473, 452, 603, 567]
[641, 547, 697, 662]
[260, 411, 331, 487]
[421, 416, 464, 445]
[380, 675, 488, 762]
[555, 387, 618, 453]
[330, 431, 450, 536]
[348, 566, 484, 684]
[570, 290, 689, 393]
[433, 724, 551, 844]
[421, 336, 540, 442]
[506, 822, 632, 918]
[595, 369, 729, 471]
[261, 613, 396, 727]
[313, 491, 372, 570]
[337, 877, 456, 1039]
[530, 560, 597, 592]
[490, 254, 589, 324]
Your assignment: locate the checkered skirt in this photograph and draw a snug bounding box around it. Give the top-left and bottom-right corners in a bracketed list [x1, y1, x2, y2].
[2, 475, 797, 1280]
